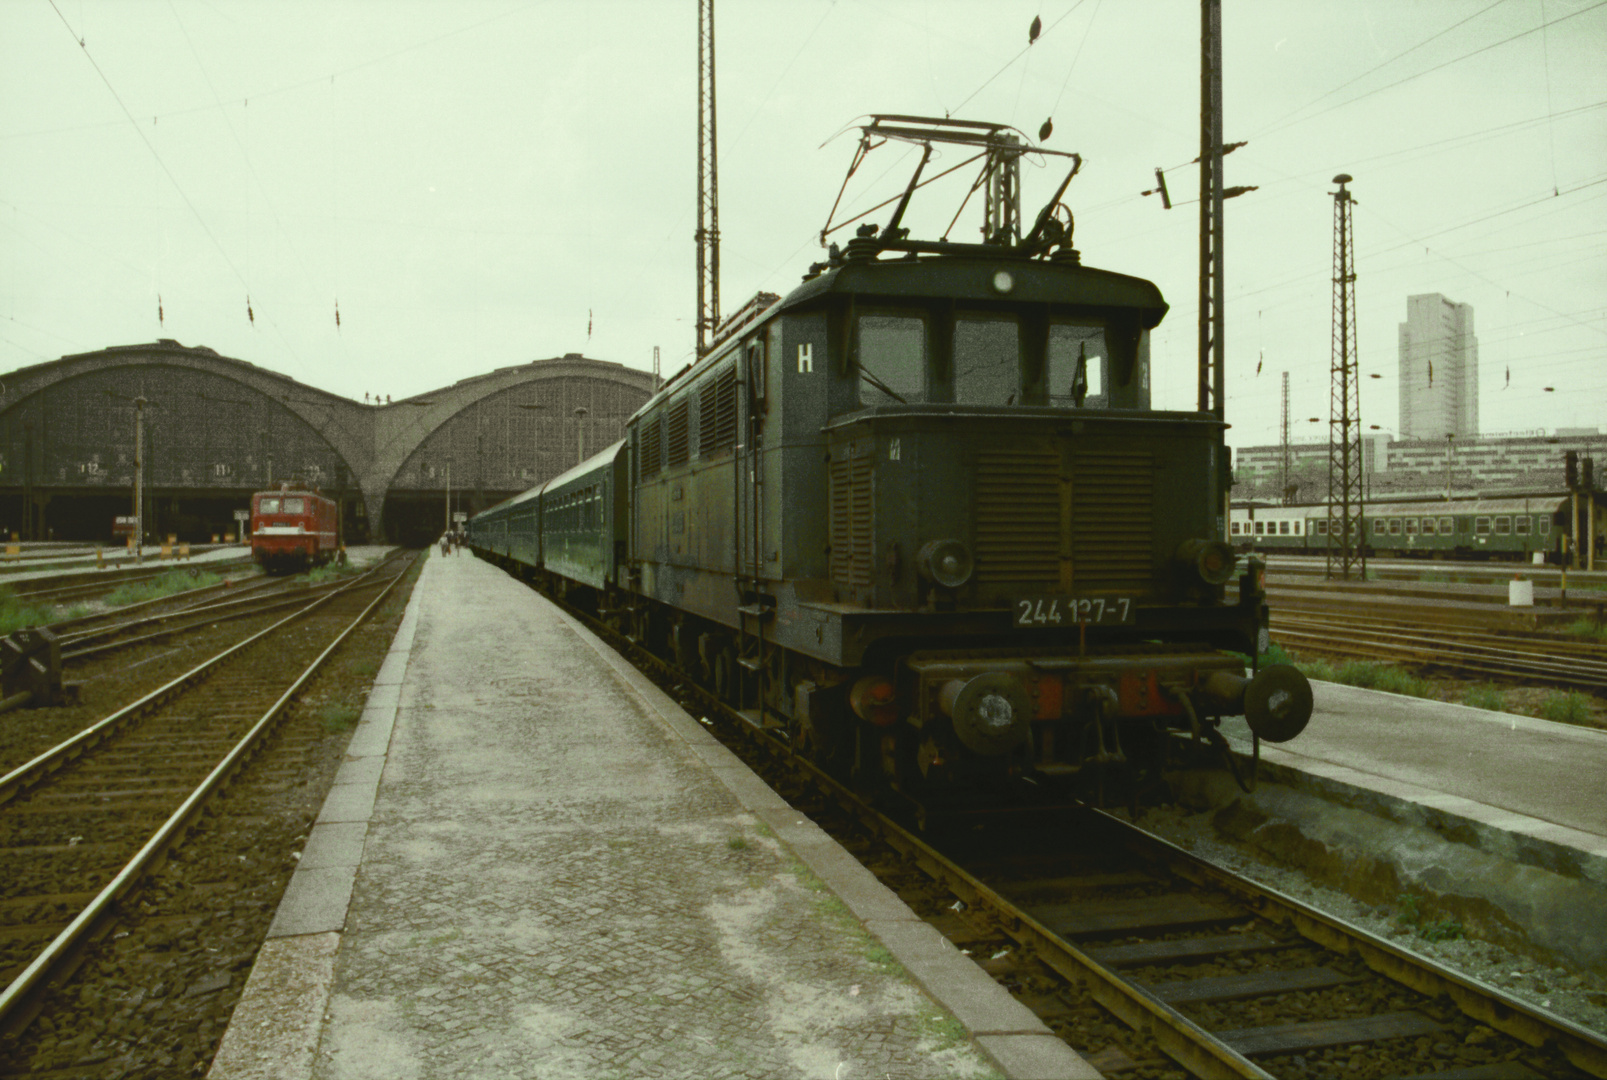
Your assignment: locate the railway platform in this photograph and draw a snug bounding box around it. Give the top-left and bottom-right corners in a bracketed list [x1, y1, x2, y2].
[1211, 686, 1607, 971]
[208, 550, 1088, 1080]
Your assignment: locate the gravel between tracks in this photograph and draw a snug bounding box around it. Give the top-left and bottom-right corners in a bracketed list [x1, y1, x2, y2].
[0, 555, 423, 1080]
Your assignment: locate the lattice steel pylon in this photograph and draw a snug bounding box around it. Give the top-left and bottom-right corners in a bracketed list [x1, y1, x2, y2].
[1326, 175, 1365, 580]
[695, 0, 720, 357]
[1280, 370, 1291, 504]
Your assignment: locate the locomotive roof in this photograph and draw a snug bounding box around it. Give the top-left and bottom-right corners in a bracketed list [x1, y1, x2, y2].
[781, 253, 1168, 328]
[641, 251, 1169, 413]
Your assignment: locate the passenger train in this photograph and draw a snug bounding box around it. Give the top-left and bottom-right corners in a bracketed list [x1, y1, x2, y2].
[1231, 495, 1595, 561]
[468, 116, 1311, 817]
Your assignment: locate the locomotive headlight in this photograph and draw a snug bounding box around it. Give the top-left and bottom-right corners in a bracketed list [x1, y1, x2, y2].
[1175, 538, 1237, 586]
[991, 269, 1015, 294]
[917, 539, 974, 588]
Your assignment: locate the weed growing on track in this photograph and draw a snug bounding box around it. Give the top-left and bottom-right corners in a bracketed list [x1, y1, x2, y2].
[1462, 683, 1507, 711]
[1290, 656, 1436, 699]
[1539, 691, 1591, 725]
[105, 569, 220, 606]
[1394, 892, 1465, 942]
[1562, 618, 1607, 641]
[0, 589, 91, 632]
[316, 702, 361, 732]
[306, 561, 361, 585]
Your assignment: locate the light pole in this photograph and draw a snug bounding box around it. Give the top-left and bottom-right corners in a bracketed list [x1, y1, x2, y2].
[1444, 433, 1454, 502]
[574, 406, 589, 465]
[133, 396, 147, 563]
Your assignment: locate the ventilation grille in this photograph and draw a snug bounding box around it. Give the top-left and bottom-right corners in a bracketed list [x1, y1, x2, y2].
[829, 449, 873, 588]
[975, 448, 1061, 585]
[666, 398, 690, 467]
[1071, 448, 1153, 591]
[698, 365, 738, 456]
[640, 418, 662, 477]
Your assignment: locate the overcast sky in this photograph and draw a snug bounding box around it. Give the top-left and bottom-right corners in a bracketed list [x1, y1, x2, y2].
[3, 0, 1604, 450]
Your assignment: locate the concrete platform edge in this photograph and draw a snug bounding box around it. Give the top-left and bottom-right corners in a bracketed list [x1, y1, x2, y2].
[1218, 690, 1607, 889]
[543, 600, 1097, 1080]
[208, 555, 431, 1080]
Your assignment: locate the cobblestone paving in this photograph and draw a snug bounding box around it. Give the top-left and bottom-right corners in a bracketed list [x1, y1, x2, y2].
[312, 556, 995, 1079]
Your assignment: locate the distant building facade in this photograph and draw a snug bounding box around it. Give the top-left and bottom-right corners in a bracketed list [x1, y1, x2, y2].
[1399, 293, 1477, 439]
[1233, 429, 1606, 503]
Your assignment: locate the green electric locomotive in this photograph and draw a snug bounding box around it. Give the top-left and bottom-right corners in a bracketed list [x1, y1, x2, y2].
[470, 116, 1311, 816]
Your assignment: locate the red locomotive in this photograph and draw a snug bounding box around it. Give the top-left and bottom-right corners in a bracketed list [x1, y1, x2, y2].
[249, 485, 339, 572]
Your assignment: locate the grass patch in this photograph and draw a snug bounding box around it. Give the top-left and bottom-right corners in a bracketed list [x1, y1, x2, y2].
[0, 589, 92, 633]
[1394, 893, 1464, 942]
[1281, 653, 1436, 699]
[306, 561, 361, 585]
[1562, 618, 1607, 642]
[1462, 683, 1506, 712]
[726, 836, 748, 851]
[1539, 691, 1591, 725]
[105, 569, 220, 607]
[315, 702, 361, 733]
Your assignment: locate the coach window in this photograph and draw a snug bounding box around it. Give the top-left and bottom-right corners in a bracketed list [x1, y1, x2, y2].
[1046, 323, 1107, 407]
[1475, 516, 1491, 535]
[856, 313, 926, 406]
[1405, 518, 1418, 536]
[1539, 516, 1551, 535]
[1494, 515, 1511, 535]
[1388, 519, 1401, 535]
[1515, 515, 1531, 535]
[1422, 518, 1436, 536]
[1371, 519, 1383, 535]
[1279, 521, 1290, 535]
[1317, 520, 1330, 536]
[1439, 516, 1453, 534]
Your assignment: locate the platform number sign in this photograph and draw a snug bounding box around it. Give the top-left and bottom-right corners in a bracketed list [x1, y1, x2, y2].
[797, 344, 813, 373]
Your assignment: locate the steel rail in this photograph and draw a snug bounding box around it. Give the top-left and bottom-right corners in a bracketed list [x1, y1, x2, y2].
[0, 560, 410, 1033]
[46, 573, 279, 640]
[1090, 808, 1607, 1078]
[0, 559, 395, 807]
[1275, 615, 1607, 678]
[59, 576, 369, 661]
[1270, 624, 1607, 690]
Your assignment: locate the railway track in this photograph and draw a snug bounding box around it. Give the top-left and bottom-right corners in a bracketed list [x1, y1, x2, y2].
[1267, 612, 1607, 691]
[0, 552, 413, 1045]
[1, 556, 254, 608]
[52, 571, 366, 665]
[542, 584, 1607, 1080]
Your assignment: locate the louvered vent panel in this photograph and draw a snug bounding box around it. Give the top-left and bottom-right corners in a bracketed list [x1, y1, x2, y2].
[666, 399, 690, 466]
[975, 448, 1061, 585]
[829, 450, 873, 588]
[715, 367, 738, 449]
[1071, 449, 1153, 591]
[698, 378, 719, 456]
[640, 419, 662, 477]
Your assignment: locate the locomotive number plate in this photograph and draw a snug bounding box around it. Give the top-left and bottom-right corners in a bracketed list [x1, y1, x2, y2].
[1013, 596, 1135, 628]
